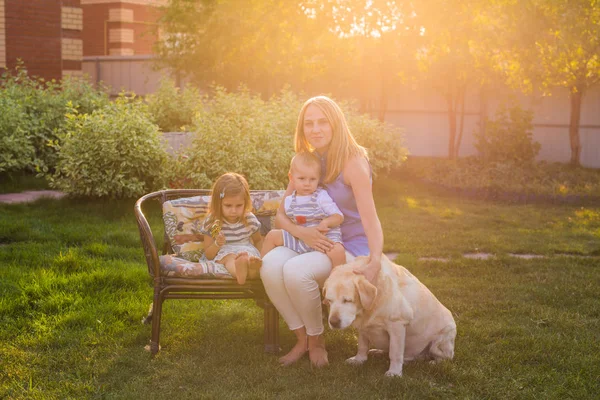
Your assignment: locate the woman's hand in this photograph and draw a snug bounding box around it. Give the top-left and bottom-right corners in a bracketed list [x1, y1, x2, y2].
[353, 255, 381, 284]
[298, 225, 334, 253]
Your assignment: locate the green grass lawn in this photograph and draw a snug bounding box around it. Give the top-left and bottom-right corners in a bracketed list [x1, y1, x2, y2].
[1, 178, 599, 399]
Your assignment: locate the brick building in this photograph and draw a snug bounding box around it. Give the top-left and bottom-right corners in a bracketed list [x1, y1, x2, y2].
[0, 0, 83, 81]
[81, 0, 164, 57]
[0, 0, 164, 81]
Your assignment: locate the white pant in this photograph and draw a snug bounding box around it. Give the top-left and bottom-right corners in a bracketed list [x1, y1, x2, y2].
[260, 246, 354, 336]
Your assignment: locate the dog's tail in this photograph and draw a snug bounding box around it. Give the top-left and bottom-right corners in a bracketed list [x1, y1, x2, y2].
[429, 323, 456, 361]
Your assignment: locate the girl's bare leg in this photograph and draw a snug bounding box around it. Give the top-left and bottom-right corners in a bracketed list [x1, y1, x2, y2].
[279, 327, 308, 366]
[221, 253, 249, 285]
[234, 253, 249, 284]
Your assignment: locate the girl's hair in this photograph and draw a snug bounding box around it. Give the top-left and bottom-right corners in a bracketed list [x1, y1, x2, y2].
[206, 172, 252, 226]
[294, 96, 368, 183]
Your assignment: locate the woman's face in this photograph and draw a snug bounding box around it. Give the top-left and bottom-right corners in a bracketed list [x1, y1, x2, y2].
[303, 104, 333, 154]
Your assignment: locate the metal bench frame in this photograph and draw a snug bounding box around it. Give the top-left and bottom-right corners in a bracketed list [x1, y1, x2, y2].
[134, 189, 280, 356]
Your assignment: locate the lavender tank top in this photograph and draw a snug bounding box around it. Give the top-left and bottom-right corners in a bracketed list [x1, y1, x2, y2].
[318, 153, 370, 257]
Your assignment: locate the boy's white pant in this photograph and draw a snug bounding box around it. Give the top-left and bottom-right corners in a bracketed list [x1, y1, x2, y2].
[260, 246, 354, 336]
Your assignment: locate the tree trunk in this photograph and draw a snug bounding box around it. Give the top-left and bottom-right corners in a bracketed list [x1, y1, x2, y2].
[479, 85, 488, 162]
[446, 94, 457, 159]
[377, 39, 388, 123]
[455, 87, 466, 159]
[569, 88, 583, 166]
[377, 76, 388, 122]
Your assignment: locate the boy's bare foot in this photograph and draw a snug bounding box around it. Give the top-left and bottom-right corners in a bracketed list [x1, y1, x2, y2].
[279, 339, 307, 366]
[234, 253, 249, 285]
[308, 334, 329, 368]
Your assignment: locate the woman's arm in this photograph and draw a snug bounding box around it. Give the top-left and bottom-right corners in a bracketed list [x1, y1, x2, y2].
[345, 156, 384, 283]
[274, 181, 334, 253]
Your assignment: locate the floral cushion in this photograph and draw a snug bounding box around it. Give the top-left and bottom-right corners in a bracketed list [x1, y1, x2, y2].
[163, 195, 211, 262]
[161, 190, 285, 277]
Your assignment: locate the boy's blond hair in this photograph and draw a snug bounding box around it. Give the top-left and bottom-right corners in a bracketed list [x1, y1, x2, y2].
[289, 151, 321, 175]
[294, 96, 368, 183]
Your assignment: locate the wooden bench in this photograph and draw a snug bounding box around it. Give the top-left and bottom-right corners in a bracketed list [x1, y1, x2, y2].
[134, 189, 283, 356]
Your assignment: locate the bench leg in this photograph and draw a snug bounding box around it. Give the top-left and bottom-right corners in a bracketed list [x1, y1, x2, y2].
[150, 291, 164, 356]
[263, 299, 280, 353]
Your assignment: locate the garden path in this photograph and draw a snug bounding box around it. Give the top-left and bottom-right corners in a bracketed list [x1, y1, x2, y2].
[405, 252, 597, 263]
[0, 190, 66, 204]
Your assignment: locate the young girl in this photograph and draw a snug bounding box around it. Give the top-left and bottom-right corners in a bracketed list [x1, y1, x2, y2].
[201, 172, 263, 284]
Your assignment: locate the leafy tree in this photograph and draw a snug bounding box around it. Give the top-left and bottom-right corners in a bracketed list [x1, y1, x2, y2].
[498, 0, 600, 166]
[415, 0, 483, 159]
[154, 0, 330, 96]
[309, 0, 420, 120]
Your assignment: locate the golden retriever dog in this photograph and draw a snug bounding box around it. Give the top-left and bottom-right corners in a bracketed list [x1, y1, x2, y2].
[322, 255, 456, 377]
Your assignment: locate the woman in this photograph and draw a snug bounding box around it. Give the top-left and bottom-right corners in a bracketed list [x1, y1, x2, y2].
[260, 96, 384, 367]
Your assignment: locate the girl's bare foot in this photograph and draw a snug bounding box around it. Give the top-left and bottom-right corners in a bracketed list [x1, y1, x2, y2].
[308, 334, 329, 368]
[234, 253, 249, 284]
[245, 256, 262, 280]
[279, 338, 307, 366]
[248, 256, 262, 269]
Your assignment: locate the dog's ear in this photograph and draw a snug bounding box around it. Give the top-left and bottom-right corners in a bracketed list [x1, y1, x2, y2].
[355, 277, 377, 310]
[322, 284, 328, 305]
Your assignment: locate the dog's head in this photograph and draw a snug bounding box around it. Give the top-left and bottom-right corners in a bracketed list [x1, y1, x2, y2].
[322, 258, 378, 330]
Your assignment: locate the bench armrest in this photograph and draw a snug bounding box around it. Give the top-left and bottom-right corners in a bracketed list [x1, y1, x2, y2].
[134, 192, 162, 277]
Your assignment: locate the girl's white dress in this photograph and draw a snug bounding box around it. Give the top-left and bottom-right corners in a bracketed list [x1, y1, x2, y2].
[201, 213, 261, 262]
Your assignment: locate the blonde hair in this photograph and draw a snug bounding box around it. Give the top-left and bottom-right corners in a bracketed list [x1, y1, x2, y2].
[294, 96, 368, 183]
[289, 151, 321, 175]
[206, 172, 252, 226]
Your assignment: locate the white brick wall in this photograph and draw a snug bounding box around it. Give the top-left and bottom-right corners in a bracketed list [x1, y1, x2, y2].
[0, 0, 5, 68]
[109, 28, 134, 43]
[109, 47, 134, 56]
[109, 8, 134, 22]
[62, 7, 83, 31]
[62, 38, 83, 61]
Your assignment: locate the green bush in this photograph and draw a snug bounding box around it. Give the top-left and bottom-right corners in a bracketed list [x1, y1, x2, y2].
[146, 78, 200, 132]
[0, 64, 110, 173]
[346, 110, 408, 177]
[166, 88, 408, 189]
[49, 94, 168, 198]
[475, 104, 540, 164]
[172, 87, 297, 189]
[0, 97, 34, 173]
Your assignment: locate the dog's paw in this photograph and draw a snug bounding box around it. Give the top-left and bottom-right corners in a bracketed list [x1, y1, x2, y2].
[368, 349, 387, 357]
[384, 369, 403, 377]
[345, 356, 367, 365]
